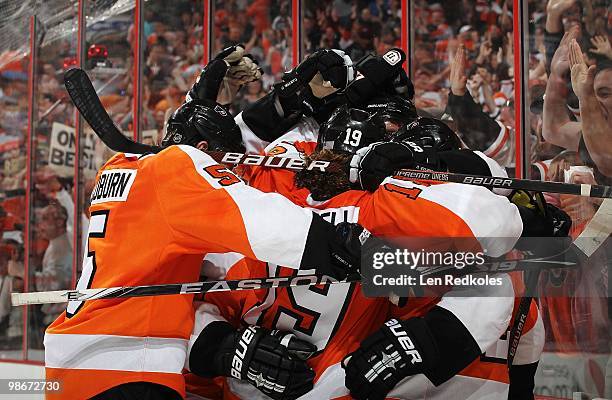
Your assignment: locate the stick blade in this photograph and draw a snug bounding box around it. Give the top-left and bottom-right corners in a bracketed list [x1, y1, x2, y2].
[573, 199, 612, 257]
[64, 68, 161, 154]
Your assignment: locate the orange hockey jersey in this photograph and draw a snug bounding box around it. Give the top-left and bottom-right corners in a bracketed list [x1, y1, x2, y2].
[185, 127, 527, 399]
[44, 144, 347, 399]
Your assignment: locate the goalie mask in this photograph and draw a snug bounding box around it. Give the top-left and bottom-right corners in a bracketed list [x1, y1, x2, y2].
[161, 99, 245, 152]
[317, 95, 418, 154]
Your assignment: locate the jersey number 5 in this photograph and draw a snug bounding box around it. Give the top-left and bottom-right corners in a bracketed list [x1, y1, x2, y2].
[66, 210, 109, 317]
[204, 165, 241, 186]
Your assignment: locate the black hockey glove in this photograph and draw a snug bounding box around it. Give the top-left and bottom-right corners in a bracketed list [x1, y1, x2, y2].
[348, 141, 440, 192]
[187, 44, 262, 105]
[510, 190, 572, 238]
[344, 48, 407, 106]
[190, 321, 316, 400]
[274, 49, 353, 117]
[342, 318, 439, 400]
[510, 190, 572, 255]
[389, 67, 415, 100]
[329, 221, 371, 278]
[301, 216, 372, 279]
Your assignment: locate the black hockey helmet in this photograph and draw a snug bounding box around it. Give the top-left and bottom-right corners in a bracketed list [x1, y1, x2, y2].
[161, 99, 245, 152]
[317, 95, 418, 154]
[363, 95, 417, 130]
[391, 117, 462, 152]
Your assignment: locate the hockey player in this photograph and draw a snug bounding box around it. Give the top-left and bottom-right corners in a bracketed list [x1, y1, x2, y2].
[179, 44, 356, 156]
[183, 100, 560, 399]
[178, 47, 561, 399]
[43, 77, 376, 399]
[167, 47, 551, 400]
[275, 113, 561, 400]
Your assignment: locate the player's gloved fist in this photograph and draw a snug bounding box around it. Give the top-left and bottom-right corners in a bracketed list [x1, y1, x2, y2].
[342, 318, 439, 400]
[349, 141, 429, 192]
[187, 44, 263, 105]
[190, 321, 316, 400]
[510, 190, 572, 238]
[226, 53, 262, 85]
[510, 190, 572, 255]
[326, 222, 371, 279]
[294, 49, 354, 93]
[344, 48, 407, 106]
[274, 49, 353, 116]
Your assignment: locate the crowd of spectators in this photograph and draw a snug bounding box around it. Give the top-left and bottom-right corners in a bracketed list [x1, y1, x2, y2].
[0, 54, 29, 353]
[531, 0, 610, 357]
[412, 0, 516, 137]
[303, 0, 403, 59]
[0, 46, 79, 355]
[214, 0, 404, 113]
[212, 0, 293, 113]
[410, 0, 610, 360]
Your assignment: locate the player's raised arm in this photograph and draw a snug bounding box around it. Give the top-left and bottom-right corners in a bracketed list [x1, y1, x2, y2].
[237, 48, 354, 144]
[184, 45, 355, 153]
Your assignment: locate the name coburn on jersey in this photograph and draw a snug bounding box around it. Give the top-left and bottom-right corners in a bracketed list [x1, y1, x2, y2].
[91, 169, 137, 204]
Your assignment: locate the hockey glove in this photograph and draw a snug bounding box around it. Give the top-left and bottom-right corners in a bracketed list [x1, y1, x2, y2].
[349, 141, 440, 192]
[328, 221, 372, 278]
[510, 190, 572, 255]
[274, 49, 353, 117]
[510, 190, 572, 238]
[389, 67, 415, 100]
[190, 321, 316, 400]
[342, 318, 439, 400]
[344, 48, 407, 106]
[187, 44, 263, 105]
[302, 213, 375, 279]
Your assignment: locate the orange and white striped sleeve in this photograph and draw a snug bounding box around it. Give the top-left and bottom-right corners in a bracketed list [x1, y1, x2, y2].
[153, 145, 338, 270]
[374, 177, 523, 257]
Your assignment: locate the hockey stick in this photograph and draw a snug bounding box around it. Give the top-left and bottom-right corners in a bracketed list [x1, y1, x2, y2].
[506, 266, 540, 366]
[391, 169, 612, 199]
[11, 251, 578, 306]
[63, 68, 163, 155]
[213, 153, 612, 199]
[64, 68, 612, 199]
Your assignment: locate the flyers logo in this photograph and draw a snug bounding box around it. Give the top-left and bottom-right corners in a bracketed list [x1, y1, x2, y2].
[268, 145, 288, 156]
